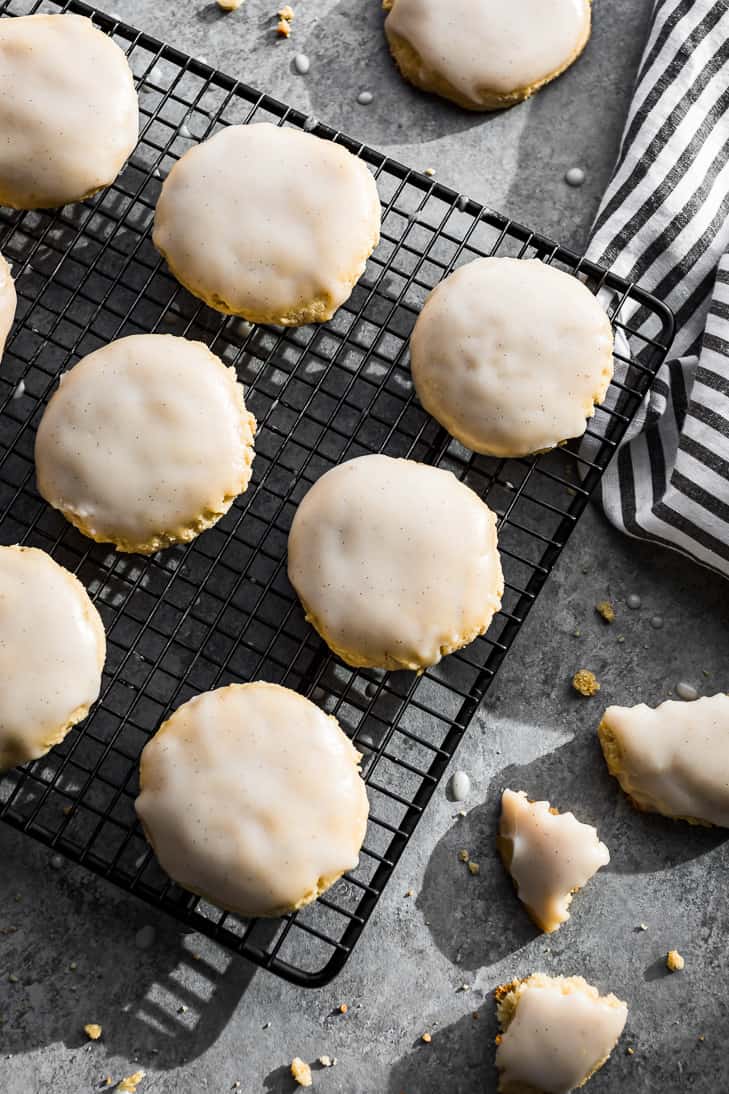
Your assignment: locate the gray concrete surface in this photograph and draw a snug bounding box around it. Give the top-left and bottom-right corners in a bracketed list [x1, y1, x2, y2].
[3, 2, 729, 1092]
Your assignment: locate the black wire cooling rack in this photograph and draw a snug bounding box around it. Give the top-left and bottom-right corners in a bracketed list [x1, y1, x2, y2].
[0, 0, 674, 987]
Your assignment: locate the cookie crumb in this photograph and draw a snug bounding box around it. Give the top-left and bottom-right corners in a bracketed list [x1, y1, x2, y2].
[217, 0, 243, 9]
[639, 923, 648, 931]
[626, 1047, 635, 1055]
[84, 1023, 103, 1041]
[275, 17, 291, 36]
[405, 888, 415, 898]
[666, 949, 685, 972]
[595, 600, 615, 623]
[319, 1055, 334, 1067]
[117, 1072, 145, 1093]
[467, 861, 480, 876]
[698, 1034, 705, 1042]
[290, 1058, 312, 1087]
[421, 1032, 432, 1044]
[424, 167, 435, 177]
[572, 669, 600, 697]
[278, 3, 295, 18]
[472, 1011, 480, 1020]
[457, 849, 469, 862]
[338, 1002, 348, 1014]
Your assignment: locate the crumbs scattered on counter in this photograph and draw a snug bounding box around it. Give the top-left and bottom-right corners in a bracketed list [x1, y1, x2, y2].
[291, 1058, 312, 1087]
[467, 861, 480, 876]
[666, 949, 685, 972]
[639, 923, 648, 931]
[277, 3, 294, 34]
[458, 849, 469, 863]
[572, 669, 600, 697]
[84, 1023, 103, 1041]
[217, 0, 244, 10]
[424, 167, 435, 176]
[421, 1032, 432, 1044]
[319, 1055, 336, 1067]
[338, 1002, 348, 1015]
[595, 600, 615, 623]
[117, 1073, 145, 1094]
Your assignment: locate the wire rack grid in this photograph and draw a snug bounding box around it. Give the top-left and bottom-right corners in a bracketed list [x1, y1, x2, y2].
[0, 0, 674, 987]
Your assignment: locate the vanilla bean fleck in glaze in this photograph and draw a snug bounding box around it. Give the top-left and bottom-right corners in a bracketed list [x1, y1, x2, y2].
[0, 14, 139, 209]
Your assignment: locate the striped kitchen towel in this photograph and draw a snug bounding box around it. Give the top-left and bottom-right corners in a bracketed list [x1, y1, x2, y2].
[586, 0, 729, 576]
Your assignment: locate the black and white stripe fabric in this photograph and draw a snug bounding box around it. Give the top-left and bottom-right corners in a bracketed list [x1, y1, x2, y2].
[587, 0, 729, 576]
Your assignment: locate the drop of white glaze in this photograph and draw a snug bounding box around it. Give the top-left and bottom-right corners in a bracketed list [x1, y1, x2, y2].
[650, 615, 663, 629]
[627, 594, 641, 609]
[179, 122, 192, 139]
[364, 682, 378, 699]
[565, 167, 585, 187]
[357, 91, 374, 105]
[50, 854, 63, 869]
[12, 380, 25, 400]
[294, 53, 310, 75]
[449, 770, 471, 801]
[676, 681, 699, 701]
[135, 924, 157, 949]
[456, 194, 469, 213]
[303, 116, 317, 132]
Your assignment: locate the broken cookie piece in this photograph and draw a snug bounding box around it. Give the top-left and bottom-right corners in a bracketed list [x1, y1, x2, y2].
[497, 790, 610, 933]
[495, 973, 627, 1093]
[598, 694, 729, 826]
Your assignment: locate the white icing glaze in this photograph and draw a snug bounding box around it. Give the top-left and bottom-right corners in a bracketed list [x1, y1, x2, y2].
[0, 14, 138, 209]
[599, 694, 729, 826]
[410, 258, 614, 458]
[135, 683, 369, 917]
[385, 0, 590, 107]
[153, 123, 381, 324]
[0, 252, 16, 361]
[497, 975, 627, 1094]
[287, 454, 503, 671]
[35, 334, 256, 554]
[0, 546, 105, 771]
[498, 789, 609, 933]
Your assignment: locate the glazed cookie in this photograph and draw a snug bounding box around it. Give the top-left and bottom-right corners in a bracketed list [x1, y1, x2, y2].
[35, 334, 256, 555]
[383, 0, 591, 111]
[0, 252, 16, 362]
[153, 123, 381, 326]
[495, 973, 627, 1093]
[136, 683, 369, 917]
[0, 546, 105, 771]
[411, 258, 614, 458]
[599, 694, 729, 827]
[497, 789, 610, 933]
[287, 454, 503, 671]
[0, 14, 138, 209]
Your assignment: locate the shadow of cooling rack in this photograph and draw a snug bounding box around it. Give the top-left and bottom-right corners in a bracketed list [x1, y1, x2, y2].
[0, 0, 674, 986]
